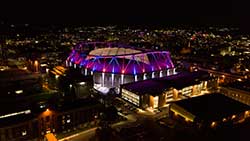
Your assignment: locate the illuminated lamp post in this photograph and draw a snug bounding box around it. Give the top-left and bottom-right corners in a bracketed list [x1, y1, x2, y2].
[34, 60, 39, 72]
[152, 72, 155, 78]
[143, 73, 147, 80]
[85, 68, 88, 76]
[102, 68, 106, 87]
[65, 60, 68, 67]
[121, 70, 125, 84]
[160, 70, 163, 77]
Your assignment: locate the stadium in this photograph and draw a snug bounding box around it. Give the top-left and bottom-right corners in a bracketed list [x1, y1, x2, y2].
[66, 42, 176, 94]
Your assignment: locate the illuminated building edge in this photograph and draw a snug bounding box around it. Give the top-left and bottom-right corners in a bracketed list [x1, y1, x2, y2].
[66, 42, 176, 93]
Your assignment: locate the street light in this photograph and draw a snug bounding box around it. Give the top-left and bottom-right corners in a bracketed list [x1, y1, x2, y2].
[34, 60, 39, 72]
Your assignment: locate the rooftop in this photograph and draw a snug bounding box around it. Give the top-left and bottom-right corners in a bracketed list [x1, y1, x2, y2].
[55, 98, 103, 112]
[89, 47, 141, 56]
[224, 80, 250, 92]
[122, 71, 212, 96]
[0, 69, 40, 83]
[173, 93, 250, 121]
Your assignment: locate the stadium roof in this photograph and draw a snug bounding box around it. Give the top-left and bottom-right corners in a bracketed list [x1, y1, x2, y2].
[89, 47, 141, 56]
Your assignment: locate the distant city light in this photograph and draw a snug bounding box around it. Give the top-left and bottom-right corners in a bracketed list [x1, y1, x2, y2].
[15, 90, 23, 94]
[40, 64, 47, 67]
[79, 82, 86, 85]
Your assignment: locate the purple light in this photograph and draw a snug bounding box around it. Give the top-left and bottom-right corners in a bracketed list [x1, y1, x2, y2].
[68, 42, 175, 74]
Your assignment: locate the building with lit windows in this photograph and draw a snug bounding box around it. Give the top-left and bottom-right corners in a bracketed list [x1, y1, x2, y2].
[0, 69, 43, 140]
[66, 42, 176, 94]
[169, 93, 250, 128]
[220, 80, 250, 106]
[0, 69, 103, 140]
[121, 71, 218, 109]
[37, 98, 103, 137]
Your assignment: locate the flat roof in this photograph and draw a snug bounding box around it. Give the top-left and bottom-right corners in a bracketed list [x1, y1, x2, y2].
[0, 69, 39, 83]
[0, 114, 35, 128]
[122, 71, 213, 96]
[55, 98, 102, 112]
[173, 93, 250, 121]
[224, 80, 250, 92]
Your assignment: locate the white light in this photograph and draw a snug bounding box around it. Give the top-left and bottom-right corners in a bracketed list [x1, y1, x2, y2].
[66, 119, 71, 123]
[22, 67, 27, 70]
[85, 68, 87, 76]
[22, 130, 27, 136]
[79, 82, 86, 85]
[40, 64, 47, 67]
[121, 74, 124, 84]
[143, 73, 147, 80]
[65, 61, 68, 67]
[111, 73, 114, 86]
[160, 71, 163, 77]
[102, 73, 105, 86]
[135, 75, 138, 82]
[40, 105, 45, 109]
[0, 109, 31, 119]
[55, 75, 59, 79]
[69, 84, 72, 88]
[173, 68, 177, 74]
[15, 90, 23, 94]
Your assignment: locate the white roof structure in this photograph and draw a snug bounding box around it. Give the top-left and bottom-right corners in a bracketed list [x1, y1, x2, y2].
[87, 47, 150, 65]
[89, 47, 141, 56]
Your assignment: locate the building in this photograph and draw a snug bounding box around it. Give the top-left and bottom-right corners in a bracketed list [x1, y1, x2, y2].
[121, 71, 218, 109]
[169, 93, 250, 128]
[66, 42, 176, 94]
[0, 68, 42, 97]
[0, 69, 103, 140]
[37, 98, 103, 137]
[0, 98, 103, 141]
[220, 80, 250, 106]
[0, 100, 38, 141]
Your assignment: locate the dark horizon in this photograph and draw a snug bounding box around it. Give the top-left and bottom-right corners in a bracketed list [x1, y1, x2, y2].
[0, 0, 249, 32]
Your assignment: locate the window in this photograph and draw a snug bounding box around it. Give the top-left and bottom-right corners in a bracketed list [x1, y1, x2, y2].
[154, 96, 159, 108]
[122, 89, 140, 106]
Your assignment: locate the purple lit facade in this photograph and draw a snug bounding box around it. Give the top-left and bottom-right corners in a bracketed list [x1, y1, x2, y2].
[66, 42, 176, 94]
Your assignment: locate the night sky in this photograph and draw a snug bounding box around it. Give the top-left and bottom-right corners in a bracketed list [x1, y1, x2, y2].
[0, 0, 249, 32]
